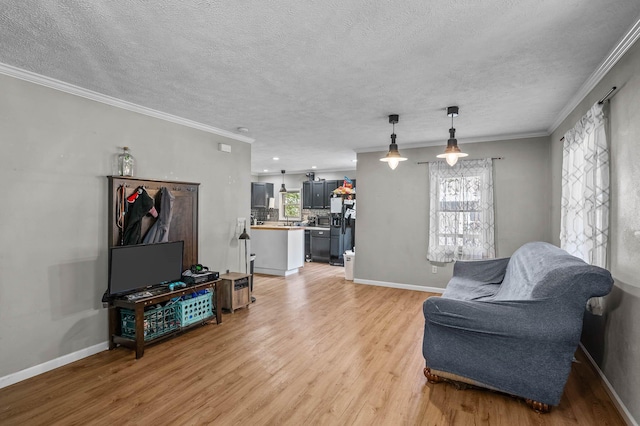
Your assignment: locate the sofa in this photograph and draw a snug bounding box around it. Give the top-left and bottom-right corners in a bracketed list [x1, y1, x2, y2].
[422, 241, 614, 412]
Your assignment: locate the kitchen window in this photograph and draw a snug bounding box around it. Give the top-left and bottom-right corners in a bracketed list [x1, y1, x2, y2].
[427, 158, 495, 262]
[279, 190, 301, 221]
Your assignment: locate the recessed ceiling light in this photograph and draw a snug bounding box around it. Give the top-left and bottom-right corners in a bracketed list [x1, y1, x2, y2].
[311, 166, 317, 169]
[273, 157, 279, 161]
[237, 127, 249, 133]
[352, 159, 358, 163]
[263, 169, 269, 172]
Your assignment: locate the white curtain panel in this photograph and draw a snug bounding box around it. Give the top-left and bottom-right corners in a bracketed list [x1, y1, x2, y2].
[560, 102, 610, 314]
[428, 158, 495, 262]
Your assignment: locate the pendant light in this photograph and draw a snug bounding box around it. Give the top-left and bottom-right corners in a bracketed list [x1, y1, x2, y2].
[437, 106, 468, 166]
[380, 114, 407, 170]
[279, 170, 287, 193]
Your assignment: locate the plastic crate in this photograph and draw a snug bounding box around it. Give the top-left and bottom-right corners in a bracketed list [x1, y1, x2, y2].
[178, 291, 213, 327]
[120, 304, 180, 341]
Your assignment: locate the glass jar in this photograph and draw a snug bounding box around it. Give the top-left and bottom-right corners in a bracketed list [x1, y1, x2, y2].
[118, 146, 135, 176]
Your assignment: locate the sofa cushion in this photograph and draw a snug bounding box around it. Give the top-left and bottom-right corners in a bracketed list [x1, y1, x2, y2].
[442, 257, 509, 301]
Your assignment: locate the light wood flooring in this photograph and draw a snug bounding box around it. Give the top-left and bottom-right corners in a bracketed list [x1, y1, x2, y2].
[0, 262, 625, 425]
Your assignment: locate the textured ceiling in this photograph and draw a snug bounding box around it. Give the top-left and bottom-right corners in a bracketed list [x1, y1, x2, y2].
[1, 1, 640, 175]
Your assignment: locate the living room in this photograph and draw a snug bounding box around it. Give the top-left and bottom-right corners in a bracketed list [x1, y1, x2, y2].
[1, 2, 640, 425]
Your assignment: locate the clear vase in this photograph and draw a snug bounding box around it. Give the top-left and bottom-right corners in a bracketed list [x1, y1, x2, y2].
[117, 147, 135, 177]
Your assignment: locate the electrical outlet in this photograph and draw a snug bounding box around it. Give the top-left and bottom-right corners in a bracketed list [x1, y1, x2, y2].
[431, 265, 438, 274]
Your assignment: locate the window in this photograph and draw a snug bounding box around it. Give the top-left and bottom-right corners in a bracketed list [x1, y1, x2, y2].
[428, 158, 495, 262]
[279, 190, 301, 221]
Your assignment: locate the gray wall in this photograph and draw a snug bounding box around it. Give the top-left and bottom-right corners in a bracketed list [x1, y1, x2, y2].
[0, 73, 251, 377]
[354, 136, 551, 287]
[550, 39, 640, 422]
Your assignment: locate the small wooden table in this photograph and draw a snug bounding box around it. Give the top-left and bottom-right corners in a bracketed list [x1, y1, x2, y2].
[219, 272, 252, 313]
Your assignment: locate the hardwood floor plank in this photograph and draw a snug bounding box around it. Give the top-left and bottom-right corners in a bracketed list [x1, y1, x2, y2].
[0, 263, 626, 425]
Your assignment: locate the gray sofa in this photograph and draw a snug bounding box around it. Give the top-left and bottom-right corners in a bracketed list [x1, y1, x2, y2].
[422, 241, 613, 411]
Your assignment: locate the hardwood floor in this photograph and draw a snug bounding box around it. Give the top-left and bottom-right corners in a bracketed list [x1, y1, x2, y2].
[0, 263, 625, 425]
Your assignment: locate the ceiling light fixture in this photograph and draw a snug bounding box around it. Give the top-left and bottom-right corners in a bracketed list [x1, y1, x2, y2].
[437, 106, 468, 166]
[279, 170, 287, 193]
[380, 114, 407, 170]
[273, 157, 280, 161]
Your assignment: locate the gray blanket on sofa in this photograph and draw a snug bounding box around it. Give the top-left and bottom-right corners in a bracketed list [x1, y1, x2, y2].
[422, 241, 613, 406]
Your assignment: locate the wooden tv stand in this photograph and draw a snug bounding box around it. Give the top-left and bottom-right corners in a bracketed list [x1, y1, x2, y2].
[108, 280, 221, 359]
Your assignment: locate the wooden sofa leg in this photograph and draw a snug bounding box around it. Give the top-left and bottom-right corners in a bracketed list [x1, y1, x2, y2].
[525, 399, 551, 413]
[423, 367, 444, 384]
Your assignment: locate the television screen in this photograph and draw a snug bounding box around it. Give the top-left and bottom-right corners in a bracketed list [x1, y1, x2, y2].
[108, 241, 184, 296]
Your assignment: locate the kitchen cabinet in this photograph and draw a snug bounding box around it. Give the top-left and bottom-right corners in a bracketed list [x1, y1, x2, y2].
[302, 179, 356, 210]
[302, 181, 312, 209]
[302, 181, 327, 209]
[251, 182, 274, 208]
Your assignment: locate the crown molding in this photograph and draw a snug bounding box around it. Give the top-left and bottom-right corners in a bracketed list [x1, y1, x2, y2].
[548, 16, 640, 134]
[0, 62, 255, 144]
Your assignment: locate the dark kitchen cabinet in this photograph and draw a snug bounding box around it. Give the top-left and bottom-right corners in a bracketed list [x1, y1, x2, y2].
[311, 181, 326, 209]
[302, 181, 326, 209]
[303, 180, 345, 209]
[302, 181, 312, 209]
[251, 182, 273, 208]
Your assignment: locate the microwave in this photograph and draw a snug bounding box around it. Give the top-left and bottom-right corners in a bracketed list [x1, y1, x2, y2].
[317, 216, 330, 227]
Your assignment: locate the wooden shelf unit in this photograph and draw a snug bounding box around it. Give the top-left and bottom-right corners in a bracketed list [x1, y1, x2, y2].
[108, 280, 221, 359]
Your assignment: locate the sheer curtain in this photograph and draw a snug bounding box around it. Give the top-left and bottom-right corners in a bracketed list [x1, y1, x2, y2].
[427, 158, 495, 262]
[560, 102, 609, 314]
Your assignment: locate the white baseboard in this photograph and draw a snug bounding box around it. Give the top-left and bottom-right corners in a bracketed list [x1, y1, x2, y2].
[353, 278, 444, 294]
[0, 341, 109, 390]
[579, 343, 638, 426]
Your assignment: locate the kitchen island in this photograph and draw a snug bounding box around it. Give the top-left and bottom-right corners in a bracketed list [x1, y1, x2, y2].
[251, 226, 305, 276]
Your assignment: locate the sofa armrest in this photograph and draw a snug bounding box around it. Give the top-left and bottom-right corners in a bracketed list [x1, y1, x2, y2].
[423, 295, 581, 342]
[452, 257, 510, 283]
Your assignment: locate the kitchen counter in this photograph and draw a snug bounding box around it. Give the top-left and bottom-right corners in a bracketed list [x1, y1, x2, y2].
[250, 226, 305, 276]
[251, 225, 330, 231]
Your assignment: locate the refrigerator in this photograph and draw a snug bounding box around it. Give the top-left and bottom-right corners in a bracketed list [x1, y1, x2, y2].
[329, 198, 355, 266]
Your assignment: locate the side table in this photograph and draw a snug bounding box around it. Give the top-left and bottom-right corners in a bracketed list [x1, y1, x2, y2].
[219, 272, 251, 313]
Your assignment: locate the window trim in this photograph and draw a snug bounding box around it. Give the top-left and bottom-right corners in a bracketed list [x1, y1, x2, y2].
[279, 188, 302, 221]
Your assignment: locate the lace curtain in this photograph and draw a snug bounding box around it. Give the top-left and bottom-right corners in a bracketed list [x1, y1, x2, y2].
[428, 158, 495, 262]
[560, 102, 609, 314]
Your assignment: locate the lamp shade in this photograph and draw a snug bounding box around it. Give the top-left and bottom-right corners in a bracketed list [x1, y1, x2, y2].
[239, 226, 250, 240]
[437, 136, 468, 166]
[380, 142, 407, 170]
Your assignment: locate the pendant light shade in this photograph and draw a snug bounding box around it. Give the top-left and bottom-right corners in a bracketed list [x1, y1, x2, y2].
[380, 114, 407, 170]
[279, 169, 287, 193]
[437, 106, 468, 166]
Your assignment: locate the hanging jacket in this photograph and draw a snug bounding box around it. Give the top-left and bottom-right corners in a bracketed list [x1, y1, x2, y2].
[123, 187, 155, 245]
[143, 187, 175, 244]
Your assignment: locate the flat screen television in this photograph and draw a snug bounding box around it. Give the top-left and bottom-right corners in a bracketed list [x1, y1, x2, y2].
[108, 241, 184, 297]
